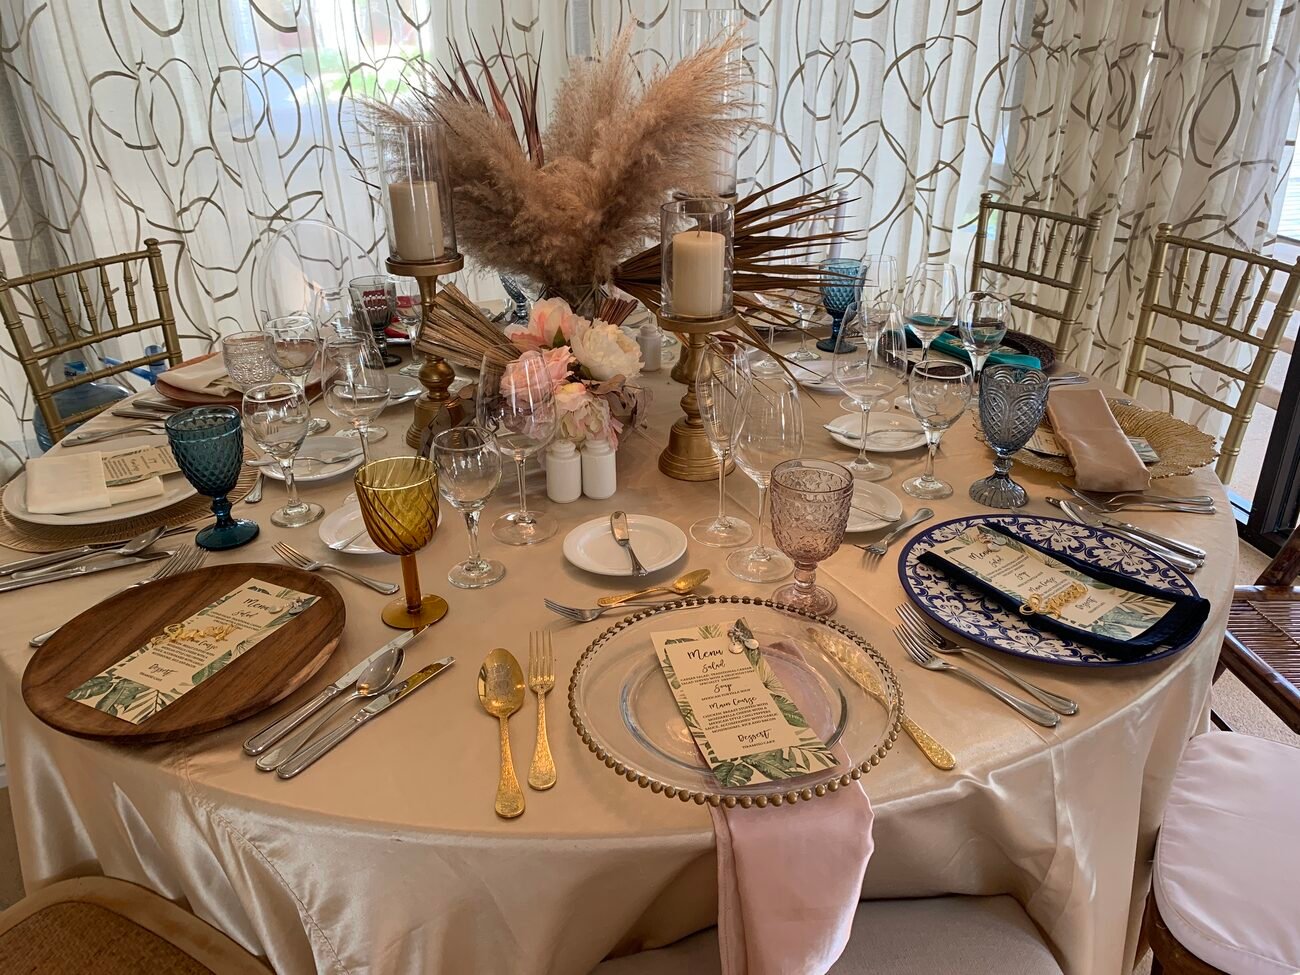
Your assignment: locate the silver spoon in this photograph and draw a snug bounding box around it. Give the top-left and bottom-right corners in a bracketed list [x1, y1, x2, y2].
[12, 525, 168, 579]
[255, 644, 405, 772]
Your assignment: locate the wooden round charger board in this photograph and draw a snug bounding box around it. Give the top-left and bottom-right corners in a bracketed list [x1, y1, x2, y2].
[22, 563, 345, 744]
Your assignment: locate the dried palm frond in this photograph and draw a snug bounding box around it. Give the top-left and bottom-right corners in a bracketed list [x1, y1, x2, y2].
[415, 284, 518, 370]
[595, 295, 638, 327]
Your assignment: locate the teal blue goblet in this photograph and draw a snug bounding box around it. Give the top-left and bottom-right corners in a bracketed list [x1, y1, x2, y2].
[817, 258, 863, 353]
[165, 407, 259, 550]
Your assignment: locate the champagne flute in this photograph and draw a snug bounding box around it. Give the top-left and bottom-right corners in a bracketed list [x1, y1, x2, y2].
[833, 299, 908, 481]
[433, 426, 505, 589]
[904, 360, 974, 500]
[241, 381, 324, 527]
[264, 314, 329, 434]
[322, 334, 390, 462]
[478, 351, 557, 545]
[727, 376, 804, 582]
[957, 290, 1011, 380]
[859, 254, 899, 306]
[690, 334, 753, 547]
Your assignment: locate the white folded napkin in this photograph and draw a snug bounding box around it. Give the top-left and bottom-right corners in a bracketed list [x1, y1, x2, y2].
[25, 452, 165, 515]
[161, 354, 234, 395]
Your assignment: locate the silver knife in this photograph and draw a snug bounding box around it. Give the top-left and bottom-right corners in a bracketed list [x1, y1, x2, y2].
[0, 551, 170, 595]
[275, 657, 455, 779]
[242, 628, 426, 756]
[1077, 507, 1207, 563]
[610, 511, 648, 576]
[1052, 500, 1202, 573]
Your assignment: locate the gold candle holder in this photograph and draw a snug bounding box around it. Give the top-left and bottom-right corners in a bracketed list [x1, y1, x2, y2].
[656, 309, 741, 481]
[386, 253, 466, 448]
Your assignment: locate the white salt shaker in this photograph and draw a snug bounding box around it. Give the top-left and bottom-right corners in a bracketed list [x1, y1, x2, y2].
[637, 323, 662, 373]
[581, 441, 617, 499]
[545, 441, 582, 504]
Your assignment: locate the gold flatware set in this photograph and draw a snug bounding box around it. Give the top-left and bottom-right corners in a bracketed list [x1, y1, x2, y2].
[478, 632, 558, 819]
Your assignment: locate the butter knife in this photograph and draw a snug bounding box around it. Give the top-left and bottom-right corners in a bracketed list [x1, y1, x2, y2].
[807, 628, 956, 771]
[243, 628, 426, 756]
[610, 511, 648, 576]
[276, 657, 455, 779]
[0, 551, 170, 595]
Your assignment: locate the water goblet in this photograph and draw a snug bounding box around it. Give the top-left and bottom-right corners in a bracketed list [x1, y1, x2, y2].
[904, 360, 974, 500]
[726, 376, 804, 583]
[221, 331, 278, 392]
[264, 313, 329, 434]
[816, 257, 863, 354]
[957, 291, 1011, 380]
[348, 274, 401, 367]
[690, 334, 753, 547]
[165, 406, 259, 550]
[241, 381, 324, 527]
[322, 334, 390, 460]
[354, 456, 447, 629]
[833, 299, 908, 481]
[478, 350, 557, 545]
[969, 364, 1049, 508]
[770, 459, 854, 616]
[434, 426, 506, 589]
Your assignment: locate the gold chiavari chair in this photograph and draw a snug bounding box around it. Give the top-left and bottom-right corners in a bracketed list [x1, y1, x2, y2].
[969, 192, 1102, 360]
[1123, 224, 1300, 483]
[0, 238, 182, 444]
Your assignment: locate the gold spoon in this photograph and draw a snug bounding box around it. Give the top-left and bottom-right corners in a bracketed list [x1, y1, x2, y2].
[477, 649, 526, 819]
[596, 568, 710, 608]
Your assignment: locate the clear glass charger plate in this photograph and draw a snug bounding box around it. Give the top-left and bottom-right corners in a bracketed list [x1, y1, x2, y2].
[568, 596, 902, 809]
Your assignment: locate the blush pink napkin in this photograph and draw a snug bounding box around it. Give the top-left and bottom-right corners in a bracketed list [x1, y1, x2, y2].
[707, 641, 875, 975]
[1047, 387, 1151, 493]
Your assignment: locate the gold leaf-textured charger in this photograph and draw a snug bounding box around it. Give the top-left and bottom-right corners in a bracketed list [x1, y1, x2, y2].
[973, 400, 1218, 480]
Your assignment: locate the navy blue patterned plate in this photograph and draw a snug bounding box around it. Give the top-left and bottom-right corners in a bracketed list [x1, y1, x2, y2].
[898, 514, 1199, 667]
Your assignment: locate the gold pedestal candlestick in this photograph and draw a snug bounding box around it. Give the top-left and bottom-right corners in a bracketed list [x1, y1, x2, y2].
[386, 253, 466, 449]
[657, 311, 740, 481]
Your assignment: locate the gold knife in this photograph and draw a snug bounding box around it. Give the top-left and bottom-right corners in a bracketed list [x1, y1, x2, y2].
[807, 628, 956, 771]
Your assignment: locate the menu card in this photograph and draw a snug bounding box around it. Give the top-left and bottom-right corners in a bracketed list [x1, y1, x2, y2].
[929, 526, 1174, 640]
[652, 621, 837, 788]
[68, 578, 318, 724]
[103, 444, 180, 486]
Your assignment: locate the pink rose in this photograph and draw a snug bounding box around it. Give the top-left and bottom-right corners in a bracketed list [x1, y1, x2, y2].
[506, 297, 581, 353]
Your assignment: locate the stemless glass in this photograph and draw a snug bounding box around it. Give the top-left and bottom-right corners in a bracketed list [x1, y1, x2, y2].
[691, 335, 753, 547]
[264, 313, 328, 434]
[241, 381, 324, 527]
[221, 331, 278, 392]
[433, 426, 505, 589]
[478, 350, 557, 545]
[354, 456, 447, 629]
[322, 334, 390, 460]
[833, 299, 908, 481]
[727, 376, 804, 583]
[969, 364, 1050, 508]
[957, 291, 1011, 380]
[348, 274, 401, 367]
[165, 406, 258, 550]
[904, 360, 974, 500]
[816, 257, 864, 354]
[770, 459, 854, 616]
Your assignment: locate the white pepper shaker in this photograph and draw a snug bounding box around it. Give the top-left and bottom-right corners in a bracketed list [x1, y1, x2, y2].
[638, 323, 662, 373]
[581, 440, 617, 499]
[545, 440, 582, 504]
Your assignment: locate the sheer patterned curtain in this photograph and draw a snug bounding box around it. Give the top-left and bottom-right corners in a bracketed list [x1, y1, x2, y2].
[0, 0, 1296, 449]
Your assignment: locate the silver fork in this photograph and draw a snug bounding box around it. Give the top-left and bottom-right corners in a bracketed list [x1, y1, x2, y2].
[272, 541, 398, 594]
[896, 605, 1078, 715]
[29, 547, 207, 647]
[856, 507, 934, 560]
[895, 624, 1060, 727]
[544, 597, 678, 622]
[1057, 483, 1214, 514]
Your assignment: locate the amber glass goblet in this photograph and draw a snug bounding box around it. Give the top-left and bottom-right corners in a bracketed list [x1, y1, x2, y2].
[354, 456, 447, 629]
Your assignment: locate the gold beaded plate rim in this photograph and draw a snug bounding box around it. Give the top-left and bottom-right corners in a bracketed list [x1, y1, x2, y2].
[567, 595, 903, 810]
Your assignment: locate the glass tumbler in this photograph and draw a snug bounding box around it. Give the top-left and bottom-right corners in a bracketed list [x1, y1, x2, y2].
[165, 406, 259, 550]
[770, 459, 854, 616]
[969, 364, 1050, 509]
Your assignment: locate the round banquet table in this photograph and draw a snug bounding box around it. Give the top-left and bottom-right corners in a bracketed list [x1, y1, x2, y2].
[0, 351, 1236, 975]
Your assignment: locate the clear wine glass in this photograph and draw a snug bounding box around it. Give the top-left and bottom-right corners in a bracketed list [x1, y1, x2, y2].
[690, 335, 753, 547]
[859, 254, 899, 306]
[957, 290, 1011, 380]
[833, 299, 908, 481]
[433, 426, 506, 589]
[904, 360, 974, 500]
[396, 276, 425, 378]
[322, 334, 390, 462]
[348, 274, 401, 367]
[241, 381, 324, 527]
[264, 313, 329, 435]
[478, 351, 557, 545]
[726, 376, 804, 583]
[896, 261, 959, 412]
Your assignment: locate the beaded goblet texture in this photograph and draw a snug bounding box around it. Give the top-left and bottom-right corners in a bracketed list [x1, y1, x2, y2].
[770, 459, 854, 615]
[165, 406, 259, 550]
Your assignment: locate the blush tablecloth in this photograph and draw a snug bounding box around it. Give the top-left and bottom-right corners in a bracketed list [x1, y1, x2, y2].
[0, 356, 1236, 975]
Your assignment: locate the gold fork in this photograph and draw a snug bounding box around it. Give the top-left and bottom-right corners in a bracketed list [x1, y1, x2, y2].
[527, 631, 556, 790]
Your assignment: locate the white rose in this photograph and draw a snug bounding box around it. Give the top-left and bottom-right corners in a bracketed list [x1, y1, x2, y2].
[570, 319, 643, 382]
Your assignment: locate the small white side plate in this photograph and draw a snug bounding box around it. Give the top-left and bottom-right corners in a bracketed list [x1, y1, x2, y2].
[825, 412, 927, 453]
[788, 359, 837, 390]
[387, 375, 423, 404]
[563, 514, 688, 577]
[847, 482, 904, 532]
[260, 437, 363, 482]
[317, 501, 383, 555]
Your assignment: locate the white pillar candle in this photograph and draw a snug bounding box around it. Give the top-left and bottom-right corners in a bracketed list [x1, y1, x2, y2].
[387, 180, 444, 262]
[671, 230, 726, 317]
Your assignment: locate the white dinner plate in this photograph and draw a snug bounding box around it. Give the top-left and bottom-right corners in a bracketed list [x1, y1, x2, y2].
[317, 501, 383, 555]
[3, 435, 195, 527]
[824, 412, 927, 453]
[563, 514, 688, 577]
[260, 437, 364, 482]
[848, 482, 904, 532]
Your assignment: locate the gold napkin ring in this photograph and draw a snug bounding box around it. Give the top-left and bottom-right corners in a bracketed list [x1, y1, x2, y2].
[1018, 582, 1087, 618]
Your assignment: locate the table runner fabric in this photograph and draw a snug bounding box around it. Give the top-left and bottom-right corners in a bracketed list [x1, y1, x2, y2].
[1046, 388, 1151, 493]
[0, 362, 1236, 975]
